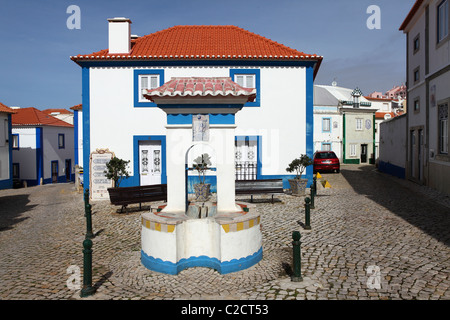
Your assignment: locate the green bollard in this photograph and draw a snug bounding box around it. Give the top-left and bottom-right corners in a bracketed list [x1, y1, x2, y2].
[291, 231, 303, 282]
[313, 176, 317, 197]
[80, 238, 96, 298]
[85, 204, 94, 239]
[304, 197, 311, 230]
[310, 183, 315, 209]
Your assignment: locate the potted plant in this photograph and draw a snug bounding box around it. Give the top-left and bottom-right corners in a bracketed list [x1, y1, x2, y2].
[286, 154, 313, 195]
[104, 157, 130, 188]
[192, 153, 212, 202]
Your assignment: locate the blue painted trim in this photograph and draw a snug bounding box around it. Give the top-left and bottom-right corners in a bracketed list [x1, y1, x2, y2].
[305, 65, 314, 187]
[36, 127, 43, 185]
[229, 69, 260, 107]
[134, 69, 165, 107]
[167, 114, 192, 125]
[167, 113, 235, 125]
[378, 161, 405, 179]
[321, 117, 331, 133]
[77, 60, 317, 68]
[12, 134, 19, 150]
[141, 247, 263, 275]
[0, 178, 13, 189]
[74, 110, 79, 165]
[82, 67, 90, 192]
[187, 175, 217, 193]
[58, 133, 65, 149]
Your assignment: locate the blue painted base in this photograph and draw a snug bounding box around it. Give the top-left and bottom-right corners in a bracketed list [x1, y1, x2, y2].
[378, 161, 405, 179]
[141, 247, 263, 275]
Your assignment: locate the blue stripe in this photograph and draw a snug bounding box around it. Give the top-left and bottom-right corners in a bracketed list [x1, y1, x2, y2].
[305, 65, 314, 187]
[141, 246, 263, 275]
[82, 67, 90, 192]
[36, 127, 43, 184]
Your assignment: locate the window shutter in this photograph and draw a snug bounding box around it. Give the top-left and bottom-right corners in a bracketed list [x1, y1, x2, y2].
[236, 75, 244, 87]
[245, 75, 254, 88]
[150, 75, 158, 89]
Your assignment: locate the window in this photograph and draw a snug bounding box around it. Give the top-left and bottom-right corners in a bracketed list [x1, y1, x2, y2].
[321, 143, 332, 151]
[134, 69, 164, 107]
[12, 163, 19, 179]
[230, 69, 260, 107]
[438, 0, 449, 43]
[439, 103, 449, 154]
[12, 134, 19, 149]
[322, 118, 331, 132]
[414, 98, 420, 112]
[413, 34, 420, 53]
[414, 67, 420, 83]
[139, 74, 159, 102]
[356, 118, 363, 131]
[58, 134, 65, 149]
[350, 144, 357, 156]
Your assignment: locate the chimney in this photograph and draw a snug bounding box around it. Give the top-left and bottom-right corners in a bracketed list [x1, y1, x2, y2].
[107, 17, 132, 54]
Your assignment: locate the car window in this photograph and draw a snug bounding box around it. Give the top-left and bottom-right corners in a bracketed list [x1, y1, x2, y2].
[315, 152, 337, 159]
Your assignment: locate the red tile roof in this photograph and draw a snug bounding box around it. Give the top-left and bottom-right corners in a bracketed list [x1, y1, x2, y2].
[43, 108, 73, 115]
[0, 102, 16, 114]
[71, 25, 322, 76]
[12, 107, 73, 128]
[144, 77, 256, 102]
[70, 104, 82, 111]
[399, 0, 424, 31]
[375, 111, 396, 120]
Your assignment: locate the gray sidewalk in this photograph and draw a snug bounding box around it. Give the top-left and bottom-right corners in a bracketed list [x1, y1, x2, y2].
[0, 164, 449, 300]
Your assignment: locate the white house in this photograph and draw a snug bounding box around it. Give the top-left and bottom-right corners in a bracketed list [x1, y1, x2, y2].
[70, 19, 323, 195]
[0, 102, 15, 189]
[12, 107, 74, 186]
[313, 84, 377, 164]
[42, 108, 74, 125]
[400, 0, 450, 194]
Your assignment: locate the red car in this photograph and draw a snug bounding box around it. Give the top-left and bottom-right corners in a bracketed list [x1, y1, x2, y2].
[313, 151, 340, 173]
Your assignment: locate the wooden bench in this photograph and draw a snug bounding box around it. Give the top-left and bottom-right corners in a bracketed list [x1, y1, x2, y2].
[235, 179, 284, 203]
[107, 184, 167, 213]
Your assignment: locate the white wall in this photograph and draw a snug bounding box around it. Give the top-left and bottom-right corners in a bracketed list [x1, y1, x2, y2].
[313, 107, 342, 159]
[42, 126, 74, 180]
[379, 115, 407, 169]
[89, 66, 307, 178]
[12, 127, 37, 180]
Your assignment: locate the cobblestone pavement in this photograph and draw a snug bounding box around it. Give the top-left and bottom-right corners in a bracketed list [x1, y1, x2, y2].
[0, 164, 449, 300]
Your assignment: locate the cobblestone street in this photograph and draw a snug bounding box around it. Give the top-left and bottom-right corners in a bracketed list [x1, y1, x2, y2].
[0, 164, 449, 300]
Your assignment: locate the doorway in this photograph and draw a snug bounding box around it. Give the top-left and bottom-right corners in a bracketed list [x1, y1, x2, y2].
[51, 161, 58, 183]
[139, 141, 162, 186]
[65, 159, 71, 181]
[360, 144, 368, 163]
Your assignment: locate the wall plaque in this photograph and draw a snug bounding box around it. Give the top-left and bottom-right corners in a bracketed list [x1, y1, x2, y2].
[192, 114, 209, 142]
[89, 148, 114, 200]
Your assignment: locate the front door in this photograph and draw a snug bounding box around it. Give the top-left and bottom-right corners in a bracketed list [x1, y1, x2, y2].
[360, 144, 368, 163]
[65, 159, 71, 181]
[51, 161, 58, 183]
[139, 141, 162, 186]
[235, 139, 258, 180]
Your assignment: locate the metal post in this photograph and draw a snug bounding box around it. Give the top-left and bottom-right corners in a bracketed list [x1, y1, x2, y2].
[310, 183, 315, 209]
[80, 238, 96, 298]
[313, 176, 317, 197]
[291, 231, 303, 282]
[304, 197, 311, 230]
[85, 204, 94, 239]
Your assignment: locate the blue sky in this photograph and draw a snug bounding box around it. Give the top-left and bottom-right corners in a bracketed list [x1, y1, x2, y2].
[0, 0, 414, 110]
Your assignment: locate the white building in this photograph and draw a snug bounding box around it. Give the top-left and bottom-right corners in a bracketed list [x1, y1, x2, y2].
[0, 102, 15, 189]
[70, 19, 323, 194]
[400, 0, 450, 194]
[313, 84, 377, 164]
[43, 109, 74, 125]
[11, 107, 74, 186]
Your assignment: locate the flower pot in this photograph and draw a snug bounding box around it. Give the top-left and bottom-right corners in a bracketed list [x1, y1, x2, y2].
[194, 183, 211, 202]
[288, 179, 308, 196]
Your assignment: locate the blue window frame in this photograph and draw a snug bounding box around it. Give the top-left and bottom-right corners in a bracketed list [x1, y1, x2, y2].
[229, 69, 260, 107]
[134, 69, 165, 107]
[58, 134, 65, 149]
[12, 134, 19, 150]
